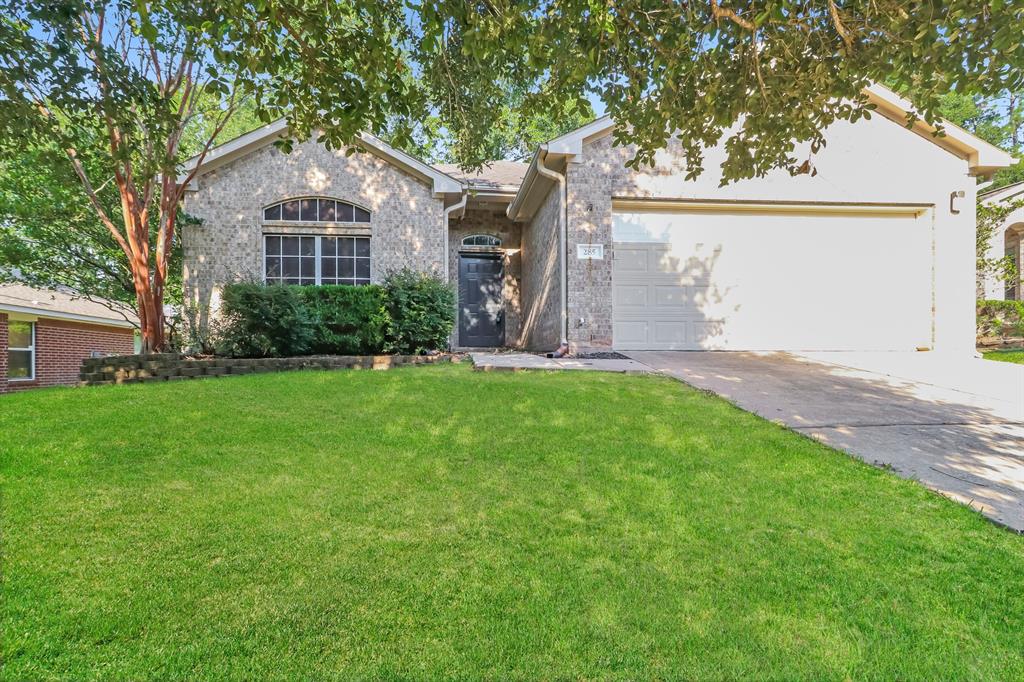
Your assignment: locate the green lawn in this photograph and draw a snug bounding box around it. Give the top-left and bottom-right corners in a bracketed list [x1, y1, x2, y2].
[983, 348, 1024, 364]
[3, 364, 1023, 680]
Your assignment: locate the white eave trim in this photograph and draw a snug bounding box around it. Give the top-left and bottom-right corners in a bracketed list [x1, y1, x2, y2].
[0, 304, 136, 328]
[179, 121, 463, 197]
[864, 83, 1017, 175]
[612, 197, 931, 217]
[508, 85, 1017, 221]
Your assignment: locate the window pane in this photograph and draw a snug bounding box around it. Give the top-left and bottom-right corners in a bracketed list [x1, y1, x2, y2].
[300, 198, 318, 221]
[322, 258, 336, 278]
[354, 206, 371, 223]
[301, 257, 315, 278]
[8, 349, 31, 378]
[284, 278, 299, 286]
[282, 200, 300, 221]
[265, 235, 281, 256]
[282, 236, 300, 256]
[338, 202, 354, 222]
[8, 321, 32, 348]
[266, 257, 281, 278]
[355, 259, 370, 279]
[339, 259, 354, 278]
[283, 258, 300, 278]
[321, 237, 337, 257]
[301, 237, 316, 256]
[338, 238, 353, 257]
[319, 200, 337, 222]
[355, 238, 370, 258]
[264, 204, 281, 221]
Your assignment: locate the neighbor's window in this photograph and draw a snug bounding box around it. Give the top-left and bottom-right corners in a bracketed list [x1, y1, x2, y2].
[264, 235, 370, 286]
[263, 198, 371, 224]
[8, 321, 35, 380]
[462, 234, 501, 247]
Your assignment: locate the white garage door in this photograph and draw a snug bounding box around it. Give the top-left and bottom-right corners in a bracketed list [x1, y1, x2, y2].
[612, 207, 932, 351]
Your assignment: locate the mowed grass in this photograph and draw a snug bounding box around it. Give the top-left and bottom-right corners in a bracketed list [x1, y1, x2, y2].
[2, 364, 1024, 680]
[983, 347, 1024, 364]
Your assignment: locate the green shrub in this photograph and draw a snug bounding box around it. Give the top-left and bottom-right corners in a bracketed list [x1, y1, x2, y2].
[382, 269, 456, 354]
[298, 285, 390, 355]
[216, 283, 314, 358]
[977, 299, 1024, 338]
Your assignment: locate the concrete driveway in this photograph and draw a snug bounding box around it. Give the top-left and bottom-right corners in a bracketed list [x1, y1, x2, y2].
[627, 351, 1024, 532]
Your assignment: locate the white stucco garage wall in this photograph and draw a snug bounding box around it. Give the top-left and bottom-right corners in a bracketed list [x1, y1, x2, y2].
[565, 113, 979, 354]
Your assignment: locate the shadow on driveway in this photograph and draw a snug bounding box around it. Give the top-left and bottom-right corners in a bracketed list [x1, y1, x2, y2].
[627, 351, 1024, 532]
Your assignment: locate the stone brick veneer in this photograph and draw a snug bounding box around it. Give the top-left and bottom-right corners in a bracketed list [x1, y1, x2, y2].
[519, 183, 563, 351]
[79, 353, 452, 386]
[182, 138, 446, 331]
[1, 317, 134, 394]
[448, 208, 523, 347]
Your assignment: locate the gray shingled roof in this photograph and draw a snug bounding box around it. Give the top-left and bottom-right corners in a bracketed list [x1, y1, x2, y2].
[0, 284, 137, 327]
[433, 160, 528, 190]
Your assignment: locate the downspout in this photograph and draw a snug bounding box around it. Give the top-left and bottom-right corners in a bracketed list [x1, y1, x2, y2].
[443, 190, 468, 283]
[536, 146, 569, 353]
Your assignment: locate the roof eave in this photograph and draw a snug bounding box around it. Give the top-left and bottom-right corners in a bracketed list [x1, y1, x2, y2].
[0, 303, 137, 328]
[180, 121, 463, 197]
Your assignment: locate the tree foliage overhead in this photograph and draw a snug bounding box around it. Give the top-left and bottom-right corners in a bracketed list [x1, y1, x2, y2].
[1, 1, 1022, 350]
[417, 1, 1023, 180]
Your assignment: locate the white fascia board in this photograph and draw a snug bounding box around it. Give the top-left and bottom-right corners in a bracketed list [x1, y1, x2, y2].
[178, 118, 290, 187]
[865, 83, 1017, 174]
[544, 115, 615, 156]
[980, 180, 1024, 205]
[358, 132, 463, 195]
[0, 303, 136, 328]
[180, 121, 463, 197]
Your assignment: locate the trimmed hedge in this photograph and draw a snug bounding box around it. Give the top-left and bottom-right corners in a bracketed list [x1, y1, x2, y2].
[977, 299, 1024, 339]
[216, 273, 455, 358]
[217, 284, 314, 358]
[298, 285, 389, 355]
[381, 269, 456, 354]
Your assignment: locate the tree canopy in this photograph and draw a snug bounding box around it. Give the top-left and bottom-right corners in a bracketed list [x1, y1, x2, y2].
[1, 0, 1022, 349]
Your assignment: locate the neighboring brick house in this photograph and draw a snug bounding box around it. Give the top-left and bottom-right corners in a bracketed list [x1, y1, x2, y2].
[181, 83, 1014, 356]
[0, 285, 136, 394]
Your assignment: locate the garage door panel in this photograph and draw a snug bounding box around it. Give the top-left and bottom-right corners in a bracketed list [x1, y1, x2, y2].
[613, 320, 650, 345]
[615, 247, 650, 272]
[653, 285, 689, 307]
[615, 284, 649, 307]
[653, 321, 688, 344]
[612, 210, 932, 351]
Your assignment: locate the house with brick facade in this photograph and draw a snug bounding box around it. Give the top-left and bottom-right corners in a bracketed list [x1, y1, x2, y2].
[180, 84, 1014, 356]
[0, 284, 136, 394]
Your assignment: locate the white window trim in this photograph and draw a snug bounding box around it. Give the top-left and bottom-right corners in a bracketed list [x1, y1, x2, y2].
[462, 234, 502, 247]
[8, 320, 35, 382]
[262, 234, 371, 286]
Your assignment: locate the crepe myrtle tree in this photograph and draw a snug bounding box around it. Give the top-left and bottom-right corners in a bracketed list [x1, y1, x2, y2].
[416, 1, 1024, 178]
[0, 0, 423, 352]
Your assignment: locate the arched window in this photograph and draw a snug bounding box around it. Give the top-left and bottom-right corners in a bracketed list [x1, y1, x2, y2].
[462, 234, 501, 247]
[263, 198, 370, 223]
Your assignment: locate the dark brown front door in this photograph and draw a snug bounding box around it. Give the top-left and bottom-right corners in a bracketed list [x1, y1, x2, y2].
[458, 255, 504, 347]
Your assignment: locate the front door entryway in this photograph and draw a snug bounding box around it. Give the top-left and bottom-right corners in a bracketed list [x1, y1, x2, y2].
[458, 254, 504, 347]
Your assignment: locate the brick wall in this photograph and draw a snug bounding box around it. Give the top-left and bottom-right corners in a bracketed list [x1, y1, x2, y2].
[3, 318, 134, 393]
[182, 138, 446, 334]
[448, 208, 523, 347]
[0, 313, 7, 394]
[518, 184, 563, 351]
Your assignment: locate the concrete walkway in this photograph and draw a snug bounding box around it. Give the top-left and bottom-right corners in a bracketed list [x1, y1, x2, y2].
[470, 352, 650, 373]
[627, 351, 1024, 532]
